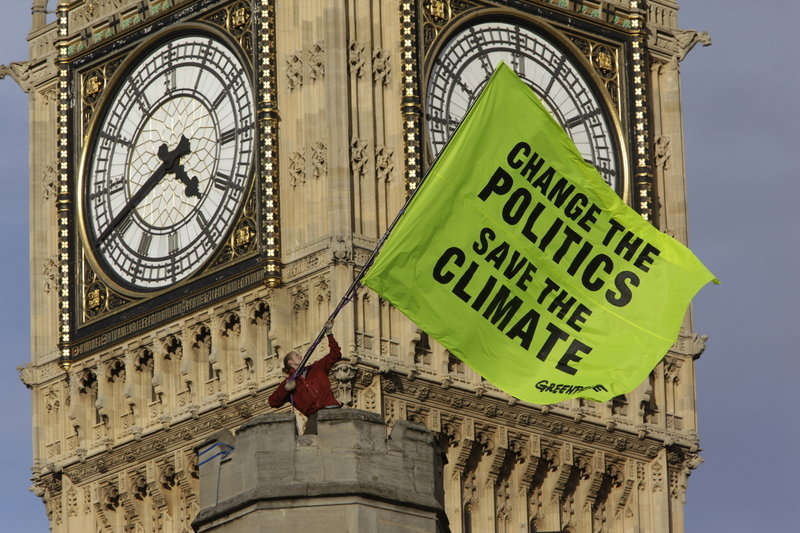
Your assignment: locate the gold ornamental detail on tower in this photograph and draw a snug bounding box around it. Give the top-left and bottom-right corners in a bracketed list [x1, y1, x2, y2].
[80, 57, 124, 134]
[426, 0, 450, 24]
[231, 6, 250, 30]
[234, 225, 253, 250]
[81, 258, 133, 321]
[567, 35, 622, 110]
[83, 73, 103, 99]
[421, 0, 478, 52]
[201, 1, 253, 53]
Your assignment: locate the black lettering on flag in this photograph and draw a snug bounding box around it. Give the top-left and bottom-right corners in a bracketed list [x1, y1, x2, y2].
[482, 286, 523, 330]
[485, 241, 510, 268]
[433, 247, 465, 284]
[614, 231, 644, 262]
[516, 262, 537, 291]
[537, 278, 592, 332]
[473, 227, 495, 255]
[567, 240, 593, 276]
[634, 243, 661, 272]
[506, 309, 541, 349]
[537, 217, 563, 252]
[556, 339, 592, 375]
[521, 152, 546, 182]
[530, 166, 556, 194]
[504, 251, 531, 284]
[537, 277, 561, 305]
[478, 167, 513, 200]
[502, 187, 533, 225]
[606, 270, 640, 307]
[564, 193, 600, 232]
[535, 323, 569, 362]
[552, 225, 582, 263]
[471, 275, 498, 311]
[507, 141, 530, 170]
[566, 304, 591, 332]
[581, 254, 614, 291]
[546, 290, 577, 321]
[548, 176, 575, 208]
[453, 261, 479, 302]
[521, 202, 547, 245]
[602, 219, 625, 246]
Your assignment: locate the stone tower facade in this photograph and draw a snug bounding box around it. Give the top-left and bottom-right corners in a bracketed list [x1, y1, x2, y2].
[192, 409, 446, 533]
[14, 1, 710, 532]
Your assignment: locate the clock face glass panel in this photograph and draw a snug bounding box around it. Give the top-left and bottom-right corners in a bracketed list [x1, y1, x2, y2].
[84, 34, 254, 291]
[426, 21, 620, 191]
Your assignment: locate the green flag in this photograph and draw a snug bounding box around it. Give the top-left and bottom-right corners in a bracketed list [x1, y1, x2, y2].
[362, 63, 716, 404]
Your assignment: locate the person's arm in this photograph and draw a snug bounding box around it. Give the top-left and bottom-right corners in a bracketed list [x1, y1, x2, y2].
[320, 335, 342, 373]
[268, 377, 293, 407]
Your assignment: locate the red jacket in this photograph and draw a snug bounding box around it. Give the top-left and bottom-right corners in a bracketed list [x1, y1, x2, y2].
[268, 335, 342, 416]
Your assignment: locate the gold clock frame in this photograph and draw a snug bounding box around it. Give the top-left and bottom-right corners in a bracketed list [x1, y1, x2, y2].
[76, 22, 258, 301]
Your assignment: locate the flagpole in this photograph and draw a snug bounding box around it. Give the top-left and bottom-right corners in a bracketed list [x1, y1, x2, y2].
[289, 201, 408, 377]
[291, 162, 445, 377]
[290, 71, 498, 378]
[289, 179, 425, 378]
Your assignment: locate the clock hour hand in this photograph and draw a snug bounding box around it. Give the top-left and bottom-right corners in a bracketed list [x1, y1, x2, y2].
[158, 135, 201, 198]
[97, 135, 192, 244]
[172, 163, 201, 199]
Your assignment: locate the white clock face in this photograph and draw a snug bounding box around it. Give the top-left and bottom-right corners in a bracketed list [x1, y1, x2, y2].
[426, 21, 620, 190]
[84, 33, 254, 291]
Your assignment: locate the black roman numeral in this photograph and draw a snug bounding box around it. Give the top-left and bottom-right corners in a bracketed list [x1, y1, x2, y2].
[219, 128, 237, 145]
[212, 91, 227, 110]
[117, 216, 133, 236]
[137, 233, 153, 256]
[213, 172, 244, 192]
[168, 232, 180, 256]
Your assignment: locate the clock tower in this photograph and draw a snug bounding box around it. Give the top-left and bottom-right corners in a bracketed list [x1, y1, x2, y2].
[18, 1, 710, 531]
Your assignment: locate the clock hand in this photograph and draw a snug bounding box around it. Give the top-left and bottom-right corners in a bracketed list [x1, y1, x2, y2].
[97, 135, 192, 244]
[158, 135, 201, 198]
[172, 163, 201, 199]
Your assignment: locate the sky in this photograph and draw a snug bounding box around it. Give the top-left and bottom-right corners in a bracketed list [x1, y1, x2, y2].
[0, 1, 796, 531]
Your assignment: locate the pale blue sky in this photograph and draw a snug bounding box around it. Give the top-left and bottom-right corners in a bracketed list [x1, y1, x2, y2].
[0, 2, 796, 531]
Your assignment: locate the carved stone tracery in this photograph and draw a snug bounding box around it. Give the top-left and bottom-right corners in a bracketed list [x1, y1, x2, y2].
[348, 41, 367, 78]
[351, 138, 369, 177]
[285, 51, 304, 90]
[372, 48, 391, 85]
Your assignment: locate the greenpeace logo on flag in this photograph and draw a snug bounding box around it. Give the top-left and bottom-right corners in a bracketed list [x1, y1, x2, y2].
[362, 63, 716, 404]
[535, 381, 608, 395]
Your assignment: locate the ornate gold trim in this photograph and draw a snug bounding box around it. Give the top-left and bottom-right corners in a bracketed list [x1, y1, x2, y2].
[400, 0, 423, 192]
[256, 0, 282, 287]
[628, 1, 655, 221]
[56, 1, 72, 369]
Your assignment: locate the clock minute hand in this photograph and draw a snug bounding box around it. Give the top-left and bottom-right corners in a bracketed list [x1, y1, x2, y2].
[97, 135, 192, 244]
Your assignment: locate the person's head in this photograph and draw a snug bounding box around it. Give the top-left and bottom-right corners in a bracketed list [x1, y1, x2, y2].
[282, 351, 302, 374]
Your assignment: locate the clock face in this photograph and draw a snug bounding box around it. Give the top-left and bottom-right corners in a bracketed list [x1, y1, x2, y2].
[83, 33, 254, 292]
[426, 20, 620, 191]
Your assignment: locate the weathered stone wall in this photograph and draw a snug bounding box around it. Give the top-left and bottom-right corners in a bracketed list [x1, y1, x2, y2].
[193, 409, 446, 533]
